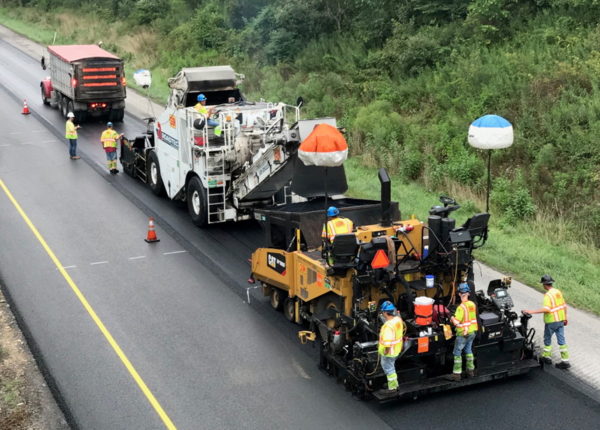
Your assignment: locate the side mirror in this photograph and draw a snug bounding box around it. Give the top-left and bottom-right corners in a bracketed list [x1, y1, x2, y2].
[296, 96, 304, 108]
[41, 56, 46, 70]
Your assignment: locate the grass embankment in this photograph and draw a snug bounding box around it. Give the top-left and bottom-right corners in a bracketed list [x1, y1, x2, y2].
[1, 8, 598, 316]
[345, 158, 600, 314]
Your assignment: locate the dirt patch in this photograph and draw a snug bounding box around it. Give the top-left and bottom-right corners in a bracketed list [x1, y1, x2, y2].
[0, 289, 69, 430]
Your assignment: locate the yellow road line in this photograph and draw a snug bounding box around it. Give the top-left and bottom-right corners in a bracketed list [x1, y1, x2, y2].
[0, 179, 176, 430]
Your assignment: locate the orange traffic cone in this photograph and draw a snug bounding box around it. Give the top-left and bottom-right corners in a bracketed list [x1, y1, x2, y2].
[21, 99, 30, 115]
[144, 217, 160, 243]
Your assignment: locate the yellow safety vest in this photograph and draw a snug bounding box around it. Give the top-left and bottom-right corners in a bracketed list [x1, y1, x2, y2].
[101, 129, 120, 150]
[322, 217, 354, 241]
[454, 300, 478, 336]
[194, 103, 208, 115]
[543, 288, 567, 324]
[378, 316, 404, 357]
[65, 120, 77, 139]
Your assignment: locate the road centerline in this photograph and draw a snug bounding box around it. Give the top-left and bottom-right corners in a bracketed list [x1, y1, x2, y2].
[0, 178, 177, 430]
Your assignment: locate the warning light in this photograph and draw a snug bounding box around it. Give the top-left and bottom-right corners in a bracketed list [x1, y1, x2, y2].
[71, 78, 78, 88]
[371, 249, 390, 269]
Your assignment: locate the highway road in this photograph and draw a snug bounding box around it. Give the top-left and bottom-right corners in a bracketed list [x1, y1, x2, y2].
[0, 37, 599, 429]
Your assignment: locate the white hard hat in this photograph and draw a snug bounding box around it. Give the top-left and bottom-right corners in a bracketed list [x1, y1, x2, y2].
[67, 112, 75, 118]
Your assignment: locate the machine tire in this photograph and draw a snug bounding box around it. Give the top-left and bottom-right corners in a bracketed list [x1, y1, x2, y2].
[121, 139, 135, 177]
[270, 288, 287, 311]
[283, 297, 296, 323]
[41, 86, 50, 106]
[147, 151, 165, 196]
[187, 176, 208, 227]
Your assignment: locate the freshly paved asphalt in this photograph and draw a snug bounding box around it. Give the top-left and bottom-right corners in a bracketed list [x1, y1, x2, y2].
[0, 36, 599, 429]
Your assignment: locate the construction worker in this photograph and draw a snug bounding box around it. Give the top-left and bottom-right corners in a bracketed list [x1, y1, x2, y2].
[194, 93, 220, 129]
[522, 275, 570, 369]
[377, 301, 404, 394]
[100, 122, 122, 174]
[446, 283, 478, 381]
[65, 112, 80, 160]
[321, 206, 354, 242]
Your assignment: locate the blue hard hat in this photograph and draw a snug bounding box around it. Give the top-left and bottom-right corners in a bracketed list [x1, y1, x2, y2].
[458, 283, 470, 294]
[380, 301, 396, 313]
[197, 93, 207, 102]
[107, 122, 113, 127]
[327, 206, 339, 217]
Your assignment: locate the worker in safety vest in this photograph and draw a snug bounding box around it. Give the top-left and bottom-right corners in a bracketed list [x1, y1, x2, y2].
[446, 283, 478, 381]
[194, 93, 221, 135]
[100, 122, 123, 174]
[321, 206, 354, 242]
[377, 301, 404, 394]
[65, 112, 81, 160]
[522, 275, 570, 369]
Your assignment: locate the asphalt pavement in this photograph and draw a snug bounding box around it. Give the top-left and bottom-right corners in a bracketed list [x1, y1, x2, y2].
[0, 25, 599, 430]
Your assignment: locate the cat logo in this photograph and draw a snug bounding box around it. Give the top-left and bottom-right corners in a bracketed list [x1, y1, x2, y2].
[267, 252, 286, 275]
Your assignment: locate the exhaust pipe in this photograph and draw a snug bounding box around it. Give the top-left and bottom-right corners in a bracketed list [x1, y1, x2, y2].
[378, 168, 392, 227]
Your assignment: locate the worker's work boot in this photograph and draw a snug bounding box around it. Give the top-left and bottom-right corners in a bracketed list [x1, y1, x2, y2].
[541, 357, 552, 365]
[466, 369, 476, 378]
[444, 373, 461, 382]
[555, 361, 571, 370]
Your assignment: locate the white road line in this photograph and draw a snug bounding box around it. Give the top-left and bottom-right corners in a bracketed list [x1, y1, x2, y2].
[90, 261, 108, 265]
[163, 250, 187, 255]
[61, 265, 77, 270]
[128, 255, 146, 260]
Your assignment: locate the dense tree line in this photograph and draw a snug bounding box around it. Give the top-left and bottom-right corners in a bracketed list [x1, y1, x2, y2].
[3, 0, 600, 242]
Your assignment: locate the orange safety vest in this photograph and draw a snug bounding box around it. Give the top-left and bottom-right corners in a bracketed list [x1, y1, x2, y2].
[543, 288, 567, 324]
[322, 217, 354, 241]
[455, 300, 478, 336]
[378, 316, 404, 357]
[101, 129, 120, 151]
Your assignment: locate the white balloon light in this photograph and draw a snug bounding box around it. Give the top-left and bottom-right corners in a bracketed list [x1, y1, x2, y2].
[468, 114, 513, 149]
[467, 114, 514, 213]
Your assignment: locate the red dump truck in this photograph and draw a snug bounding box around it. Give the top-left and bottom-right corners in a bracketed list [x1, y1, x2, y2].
[40, 45, 126, 122]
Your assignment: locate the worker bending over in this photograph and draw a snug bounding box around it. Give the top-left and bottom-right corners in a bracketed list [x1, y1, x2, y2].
[321, 206, 353, 242]
[100, 122, 123, 174]
[447, 283, 478, 381]
[378, 301, 404, 394]
[522, 275, 570, 369]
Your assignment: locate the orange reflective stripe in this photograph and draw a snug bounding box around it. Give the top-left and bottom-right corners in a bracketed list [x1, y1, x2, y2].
[548, 290, 560, 321]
